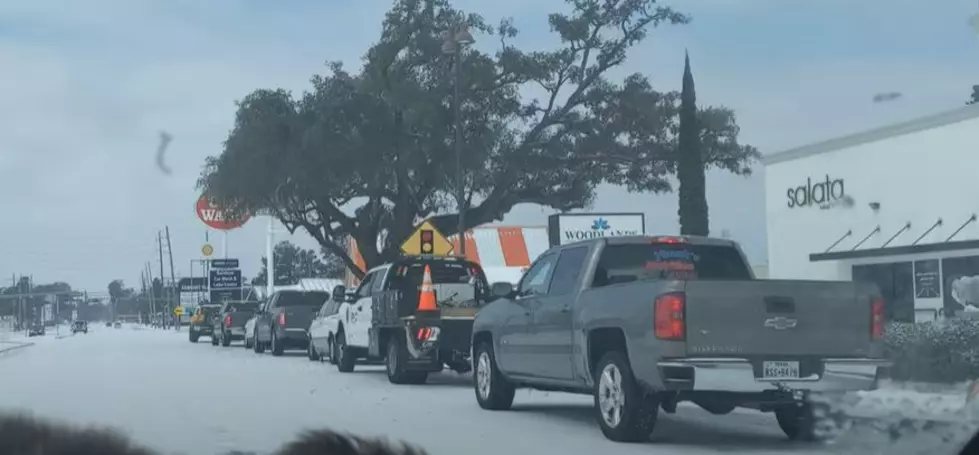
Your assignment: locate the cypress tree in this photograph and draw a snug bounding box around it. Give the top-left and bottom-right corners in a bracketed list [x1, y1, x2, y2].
[676, 51, 709, 236]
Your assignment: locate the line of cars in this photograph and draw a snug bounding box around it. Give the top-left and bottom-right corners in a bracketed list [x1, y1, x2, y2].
[189, 255, 487, 386]
[185, 235, 893, 444]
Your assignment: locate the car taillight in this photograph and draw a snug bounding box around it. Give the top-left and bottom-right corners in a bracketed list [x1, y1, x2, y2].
[416, 326, 440, 341]
[224, 314, 231, 327]
[654, 292, 685, 340]
[276, 313, 286, 326]
[871, 296, 884, 339]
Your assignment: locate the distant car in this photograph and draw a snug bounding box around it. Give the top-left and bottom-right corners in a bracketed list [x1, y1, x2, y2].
[113, 322, 122, 329]
[189, 304, 222, 343]
[72, 321, 88, 334]
[28, 323, 45, 337]
[105, 322, 112, 327]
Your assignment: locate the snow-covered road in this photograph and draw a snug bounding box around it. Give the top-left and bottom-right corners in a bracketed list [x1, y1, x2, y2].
[0, 325, 971, 454]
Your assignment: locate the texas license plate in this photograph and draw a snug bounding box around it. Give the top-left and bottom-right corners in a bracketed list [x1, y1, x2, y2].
[761, 361, 800, 379]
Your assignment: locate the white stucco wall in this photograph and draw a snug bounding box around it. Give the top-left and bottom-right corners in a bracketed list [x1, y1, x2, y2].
[764, 107, 979, 281]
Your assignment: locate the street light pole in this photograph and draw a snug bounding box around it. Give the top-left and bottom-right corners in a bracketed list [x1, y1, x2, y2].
[443, 25, 475, 257]
[453, 51, 465, 256]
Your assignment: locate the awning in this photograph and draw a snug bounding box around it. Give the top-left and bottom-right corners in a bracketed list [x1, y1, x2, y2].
[810, 238, 979, 262]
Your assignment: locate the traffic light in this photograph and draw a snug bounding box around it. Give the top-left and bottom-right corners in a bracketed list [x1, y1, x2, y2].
[420, 229, 434, 254]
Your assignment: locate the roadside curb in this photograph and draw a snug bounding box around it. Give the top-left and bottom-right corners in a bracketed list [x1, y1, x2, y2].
[0, 341, 34, 355]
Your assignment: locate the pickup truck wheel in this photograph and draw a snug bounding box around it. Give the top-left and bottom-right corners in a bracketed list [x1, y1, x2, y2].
[473, 342, 515, 410]
[387, 335, 427, 385]
[271, 330, 284, 356]
[221, 331, 231, 347]
[253, 332, 265, 354]
[327, 336, 338, 365]
[189, 330, 199, 343]
[336, 331, 356, 373]
[307, 339, 321, 361]
[594, 352, 658, 442]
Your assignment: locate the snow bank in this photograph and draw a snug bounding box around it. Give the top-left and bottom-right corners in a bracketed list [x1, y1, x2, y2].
[813, 382, 979, 454]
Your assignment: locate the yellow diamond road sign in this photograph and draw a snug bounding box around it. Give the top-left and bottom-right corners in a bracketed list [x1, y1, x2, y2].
[201, 243, 214, 257]
[400, 220, 454, 256]
[173, 307, 183, 316]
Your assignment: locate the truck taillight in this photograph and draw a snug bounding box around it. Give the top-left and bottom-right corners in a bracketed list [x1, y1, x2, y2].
[871, 297, 884, 339]
[224, 314, 231, 327]
[276, 313, 286, 326]
[416, 326, 440, 342]
[654, 292, 685, 340]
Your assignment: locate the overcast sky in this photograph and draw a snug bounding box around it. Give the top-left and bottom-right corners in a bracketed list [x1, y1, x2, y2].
[2, 0, 978, 293]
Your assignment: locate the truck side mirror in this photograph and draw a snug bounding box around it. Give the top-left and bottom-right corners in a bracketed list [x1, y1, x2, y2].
[332, 285, 347, 302]
[490, 282, 514, 299]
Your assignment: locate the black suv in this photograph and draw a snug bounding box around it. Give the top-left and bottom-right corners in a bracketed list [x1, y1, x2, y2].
[28, 322, 45, 337]
[72, 321, 88, 334]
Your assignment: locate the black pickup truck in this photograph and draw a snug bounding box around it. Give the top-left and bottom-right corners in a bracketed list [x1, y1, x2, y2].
[472, 235, 890, 443]
[213, 300, 260, 347]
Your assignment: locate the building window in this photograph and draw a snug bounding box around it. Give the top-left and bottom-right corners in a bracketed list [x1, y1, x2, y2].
[852, 262, 914, 323]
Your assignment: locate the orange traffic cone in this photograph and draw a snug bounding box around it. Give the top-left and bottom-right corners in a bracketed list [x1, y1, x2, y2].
[417, 264, 437, 311]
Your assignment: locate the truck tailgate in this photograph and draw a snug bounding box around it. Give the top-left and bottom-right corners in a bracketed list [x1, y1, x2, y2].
[228, 311, 253, 327]
[283, 306, 317, 330]
[682, 280, 878, 358]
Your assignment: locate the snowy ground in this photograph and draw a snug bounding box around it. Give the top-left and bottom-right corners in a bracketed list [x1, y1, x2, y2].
[0, 326, 975, 455]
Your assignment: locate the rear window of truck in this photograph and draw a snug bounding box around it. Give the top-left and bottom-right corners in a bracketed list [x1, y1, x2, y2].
[595, 243, 752, 285]
[391, 263, 488, 289]
[277, 291, 330, 307]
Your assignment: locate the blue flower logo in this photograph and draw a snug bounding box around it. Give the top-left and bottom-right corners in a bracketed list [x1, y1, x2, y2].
[591, 218, 610, 230]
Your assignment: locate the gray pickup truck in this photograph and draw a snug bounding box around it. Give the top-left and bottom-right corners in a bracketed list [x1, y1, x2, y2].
[213, 300, 260, 347]
[253, 290, 330, 356]
[471, 235, 890, 443]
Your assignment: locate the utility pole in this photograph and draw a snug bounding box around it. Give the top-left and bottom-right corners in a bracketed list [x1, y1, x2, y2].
[10, 274, 17, 331]
[165, 226, 178, 331]
[441, 25, 475, 257]
[146, 262, 157, 328]
[158, 231, 168, 330]
[27, 275, 33, 333]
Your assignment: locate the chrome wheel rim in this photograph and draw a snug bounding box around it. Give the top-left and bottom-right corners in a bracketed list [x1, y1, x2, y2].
[598, 363, 625, 428]
[476, 351, 492, 399]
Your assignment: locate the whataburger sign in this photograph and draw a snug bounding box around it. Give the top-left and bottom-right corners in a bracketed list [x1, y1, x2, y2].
[195, 195, 251, 230]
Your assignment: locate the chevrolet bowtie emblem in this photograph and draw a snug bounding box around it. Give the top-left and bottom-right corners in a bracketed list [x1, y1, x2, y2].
[764, 316, 798, 330]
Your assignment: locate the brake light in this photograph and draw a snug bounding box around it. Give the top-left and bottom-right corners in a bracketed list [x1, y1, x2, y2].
[654, 292, 685, 340]
[651, 236, 686, 244]
[224, 314, 231, 327]
[871, 297, 884, 339]
[416, 326, 440, 341]
[276, 313, 286, 326]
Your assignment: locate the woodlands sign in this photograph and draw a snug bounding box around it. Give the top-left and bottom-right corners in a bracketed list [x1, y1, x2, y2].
[547, 213, 646, 247]
[786, 175, 845, 208]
